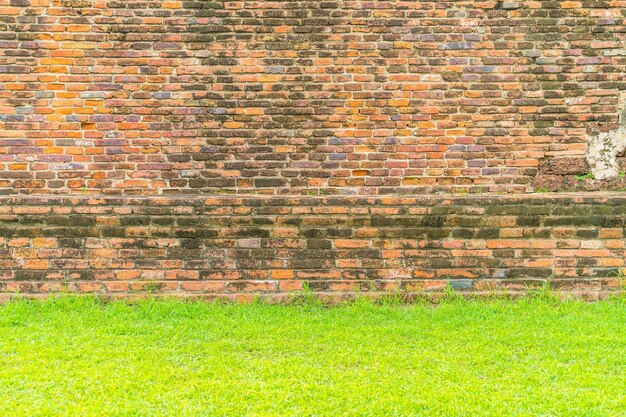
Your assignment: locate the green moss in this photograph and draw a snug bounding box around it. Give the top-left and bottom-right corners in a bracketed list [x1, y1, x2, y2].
[541, 82, 561, 90]
[575, 172, 595, 181]
[143, 282, 164, 292]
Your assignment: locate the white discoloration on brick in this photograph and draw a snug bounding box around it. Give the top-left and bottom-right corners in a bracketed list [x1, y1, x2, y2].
[586, 94, 626, 180]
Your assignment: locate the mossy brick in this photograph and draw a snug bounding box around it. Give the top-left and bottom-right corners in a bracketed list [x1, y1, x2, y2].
[152, 217, 177, 226]
[46, 216, 71, 226]
[527, 228, 552, 238]
[401, 229, 428, 238]
[372, 217, 421, 227]
[506, 268, 553, 278]
[58, 238, 82, 248]
[592, 205, 619, 215]
[294, 249, 337, 260]
[421, 216, 447, 227]
[14, 270, 46, 281]
[196, 230, 219, 239]
[18, 216, 47, 225]
[430, 206, 463, 215]
[377, 229, 405, 239]
[229, 228, 270, 238]
[516, 216, 541, 227]
[551, 206, 592, 216]
[166, 248, 204, 259]
[180, 239, 202, 249]
[173, 229, 198, 238]
[289, 259, 337, 269]
[304, 281, 331, 291]
[69, 217, 97, 227]
[575, 229, 599, 238]
[307, 239, 332, 249]
[426, 229, 452, 239]
[452, 229, 477, 239]
[600, 217, 625, 227]
[429, 259, 455, 269]
[519, 249, 553, 258]
[302, 228, 351, 238]
[68, 270, 96, 280]
[486, 206, 531, 215]
[353, 250, 380, 259]
[455, 217, 483, 227]
[576, 258, 599, 267]
[544, 217, 601, 227]
[14, 228, 41, 238]
[101, 228, 127, 238]
[476, 228, 500, 239]
[120, 217, 151, 226]
[491, 249, 516, 258]
[152, 229, 176, 238]
[0, 227, 17, 237]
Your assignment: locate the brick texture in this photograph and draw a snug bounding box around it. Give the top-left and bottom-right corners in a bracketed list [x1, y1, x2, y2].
[2, 2, 626, 299]
[0, 194, 625, 300]
[1, 1, 625, 195]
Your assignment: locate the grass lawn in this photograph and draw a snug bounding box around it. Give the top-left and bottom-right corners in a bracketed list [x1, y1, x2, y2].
[0, 296, 625, 416]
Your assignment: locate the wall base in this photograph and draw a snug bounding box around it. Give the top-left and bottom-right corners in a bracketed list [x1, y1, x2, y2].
[1, 193, 625, 300]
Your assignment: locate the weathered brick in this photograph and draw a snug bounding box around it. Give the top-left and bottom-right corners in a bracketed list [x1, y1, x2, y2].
[0, 195, 621, 299]
[0, 2, 623, 195]
[0, 1, 625, 301]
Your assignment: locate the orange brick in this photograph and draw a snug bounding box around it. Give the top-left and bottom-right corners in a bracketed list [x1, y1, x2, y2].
[23, 260, 49, 269]
[335, 239, 370, 249]
[271, 270, 294, 279]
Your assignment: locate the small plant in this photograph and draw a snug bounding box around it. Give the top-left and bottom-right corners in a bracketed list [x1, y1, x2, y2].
[620, 171, 625, 179]
[440, 282, 464, 303]
[376, 288, 410, 306]
[535, 187, 550, 193]
[575, 173, 594, 181]
[527, 281, 559, 303]
[376, 292, 404, 306]
[290, 282, 322, 307]
[251, 294, 270, 306]
[611, 266, 626, 292]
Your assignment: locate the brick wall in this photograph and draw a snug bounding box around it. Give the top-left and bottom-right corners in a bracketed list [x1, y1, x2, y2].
[2, 1, 626, 299]
[0, 194, 624, 300]
[1, 0, 625, 195]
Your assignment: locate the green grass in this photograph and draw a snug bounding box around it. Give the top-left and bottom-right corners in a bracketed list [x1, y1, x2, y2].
[1, 296, 626, 416]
